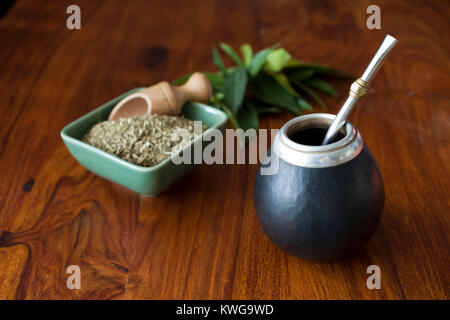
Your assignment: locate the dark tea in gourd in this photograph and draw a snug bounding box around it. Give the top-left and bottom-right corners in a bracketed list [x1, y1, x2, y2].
[289, 127, 345, 146]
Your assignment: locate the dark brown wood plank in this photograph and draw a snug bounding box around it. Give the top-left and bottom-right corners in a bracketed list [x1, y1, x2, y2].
[0, 0, 448, 299]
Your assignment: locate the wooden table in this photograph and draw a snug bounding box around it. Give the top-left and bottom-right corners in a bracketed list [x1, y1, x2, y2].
[0, 0, 448, 300]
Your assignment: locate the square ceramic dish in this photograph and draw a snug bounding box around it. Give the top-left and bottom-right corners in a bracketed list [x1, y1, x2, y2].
[61, 88, 227, 196]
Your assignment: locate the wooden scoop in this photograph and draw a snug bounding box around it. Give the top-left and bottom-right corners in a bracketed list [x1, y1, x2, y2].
[108, 72, 212, 121]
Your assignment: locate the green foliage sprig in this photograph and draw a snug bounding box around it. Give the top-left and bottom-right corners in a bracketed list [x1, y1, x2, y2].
[174, 43, 353, 132]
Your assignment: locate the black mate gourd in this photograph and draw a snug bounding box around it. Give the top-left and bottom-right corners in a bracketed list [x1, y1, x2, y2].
[253, 114, 384, 260]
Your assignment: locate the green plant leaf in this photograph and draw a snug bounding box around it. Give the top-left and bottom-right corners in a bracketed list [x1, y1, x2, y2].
[214, 92, 224, 101]
[285, 60, 353, 78]
[241, 44, 253, 67]
[220, 43, 244, 66]
[173, 72, 225, 93]
[272, 73, 300, 97]
[237, 100, 259, 131]
[288, 69, 315, 82]
[212, 46, 227, 75]
[306, 78, 338, 97]
[249, 75, 301, 115]
[255, 106, 280, 114]
[209, 99, 222, 109]
[246, 98, 280, 115]
[293, 81, 326, 108]
[248, 43, 280, 77]
[283, 58, 303, 68]
[263, 48, 292, 74]
[297, 98, 313, 111]
[219, 103, 240, 129]
[204, 71, 225, 93]
[224, 66, 248, 114]
[172, 73, 192, 85]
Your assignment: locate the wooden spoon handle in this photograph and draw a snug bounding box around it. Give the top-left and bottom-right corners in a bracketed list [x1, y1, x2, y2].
[154, 72, 212, 115]
[172, 72, 212, 105]
[108, 72, 212, 120]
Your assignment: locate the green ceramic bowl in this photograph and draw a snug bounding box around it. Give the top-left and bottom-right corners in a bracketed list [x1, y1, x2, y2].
[61, 88, 227, 196]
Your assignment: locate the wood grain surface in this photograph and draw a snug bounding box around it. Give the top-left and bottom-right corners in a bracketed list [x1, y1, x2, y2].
[0, 0, 448, 300]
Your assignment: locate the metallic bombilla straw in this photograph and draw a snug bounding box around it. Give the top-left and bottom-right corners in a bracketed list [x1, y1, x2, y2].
[322, 35, 398, 145]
